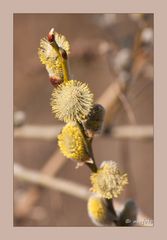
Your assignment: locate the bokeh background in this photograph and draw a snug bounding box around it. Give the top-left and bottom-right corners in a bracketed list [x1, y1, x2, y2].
[14, 14, 153, 226]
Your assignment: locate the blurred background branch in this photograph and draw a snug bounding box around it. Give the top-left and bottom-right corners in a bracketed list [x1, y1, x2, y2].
[14, 124, 153, 140]
[14, 150, 66, 218]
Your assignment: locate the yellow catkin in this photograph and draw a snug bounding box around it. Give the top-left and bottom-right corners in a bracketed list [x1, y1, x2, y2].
[90, 161, 128, 199]
[87, 195, 108, 225]
[54, 32, 70, 54]
[58, 123, 88, 161]
[38, 32, 70, 80]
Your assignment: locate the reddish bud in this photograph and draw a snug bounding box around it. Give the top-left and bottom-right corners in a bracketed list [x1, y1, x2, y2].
[49, 77, 63, 87]
[59, 47, 67, 60]
[48, 28, 55, 42]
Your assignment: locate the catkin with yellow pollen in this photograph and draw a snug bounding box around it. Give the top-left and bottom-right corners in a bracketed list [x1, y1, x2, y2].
[54, 32, 70, 54]
[90, 161, 128, 199]
[38, 31, 70, 80]
[51, 80, 94, 123]
[87, 195, 114, 226]
[88, 196, 107, 223]
[57, 123, 89, 161]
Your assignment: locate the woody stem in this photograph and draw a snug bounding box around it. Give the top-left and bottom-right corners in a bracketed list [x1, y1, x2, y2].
[77, 122, 97, 172]
[77, 122, 118, 224]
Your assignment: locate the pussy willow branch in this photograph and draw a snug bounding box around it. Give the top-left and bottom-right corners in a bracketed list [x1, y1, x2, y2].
[14, 58, 152, 219]
[14, 78, 133, 219]
[14, 163, 153, 227]
[77, 120, 118, 223]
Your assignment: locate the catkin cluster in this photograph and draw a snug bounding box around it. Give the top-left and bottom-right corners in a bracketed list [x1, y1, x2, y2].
[38, 28, 128, 226]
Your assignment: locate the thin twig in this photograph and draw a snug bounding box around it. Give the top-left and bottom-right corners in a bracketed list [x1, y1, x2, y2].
[110, 125, 153, 140]
[97, 80, 127, 128]
[14, 163, 90, 200]
[118, 93, 137, 125]
[14, 124, 153, 140]
[14, 150, 66, 218]
[14, 124, 62, 140]
[14, 163, 153, 227]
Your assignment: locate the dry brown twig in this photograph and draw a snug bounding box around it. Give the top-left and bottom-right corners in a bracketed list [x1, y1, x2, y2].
[14, 124, 153, 140]
[14, 163, 90, 200]
[97, 79, 128, 128]
[118, 93, 137, 125]
[14, 150, 66, 218]
[14, 124, 62, 140]
[14, 163, 153, 227]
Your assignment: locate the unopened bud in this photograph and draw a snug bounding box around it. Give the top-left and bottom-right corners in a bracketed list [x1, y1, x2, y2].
[87, 194, 116, 226]
[118, 199, 137, 226]
[49, 77, 63, 87]
[59, 47, 67, 60]
[83, 104, 105, 134]
[48, 28, 55, 42]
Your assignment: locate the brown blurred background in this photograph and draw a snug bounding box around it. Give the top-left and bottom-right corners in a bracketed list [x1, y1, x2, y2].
[14, 14, 153, 226]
